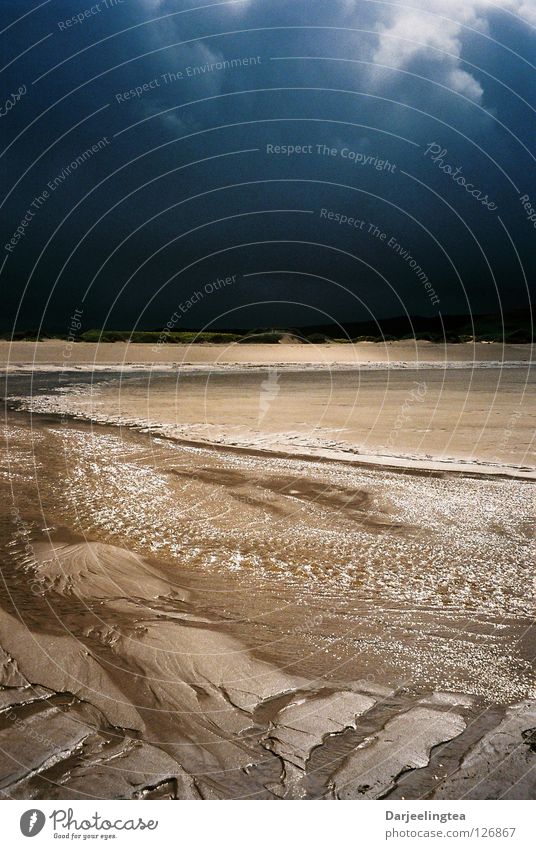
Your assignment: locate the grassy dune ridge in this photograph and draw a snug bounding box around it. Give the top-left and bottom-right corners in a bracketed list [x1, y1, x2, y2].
[3, 307, 532, 344]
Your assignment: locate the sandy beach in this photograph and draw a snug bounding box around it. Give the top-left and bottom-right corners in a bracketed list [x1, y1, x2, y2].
[1, 339, 532, 369]
[1, 345, 534, 799]
[2, 0, 535, 822]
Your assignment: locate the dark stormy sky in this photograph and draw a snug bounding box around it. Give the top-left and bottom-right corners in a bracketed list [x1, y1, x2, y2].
[1, 0, 535, 333]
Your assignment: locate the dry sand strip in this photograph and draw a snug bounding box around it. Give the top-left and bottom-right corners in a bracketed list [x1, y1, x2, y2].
[261, 688, 390, 799]
[331, 707, 467, 799]
[329, 697, 536, 800]
[0, 682, 201, 800]
[0, 340, 532, 370]
[265, 691, 377, 772]
[429, 701, 536, 800]
[6, 400, 535, 481]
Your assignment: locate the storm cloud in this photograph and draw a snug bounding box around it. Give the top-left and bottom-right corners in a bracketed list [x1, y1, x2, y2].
[1, 0, 534, 332]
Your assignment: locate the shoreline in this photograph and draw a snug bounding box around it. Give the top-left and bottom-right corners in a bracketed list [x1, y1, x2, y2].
[1, 360, 533, 374]
[6, 405, 536, 482]
[4, 359, 534, 481]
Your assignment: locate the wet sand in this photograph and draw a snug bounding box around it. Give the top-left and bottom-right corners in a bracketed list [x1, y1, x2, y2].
[0, 358, 534, 799]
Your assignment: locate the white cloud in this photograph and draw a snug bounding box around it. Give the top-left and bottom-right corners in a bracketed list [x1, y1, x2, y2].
[507, 0, 536, 26]
[365, 0, 536, 102]
[138, 0, 535, 106]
